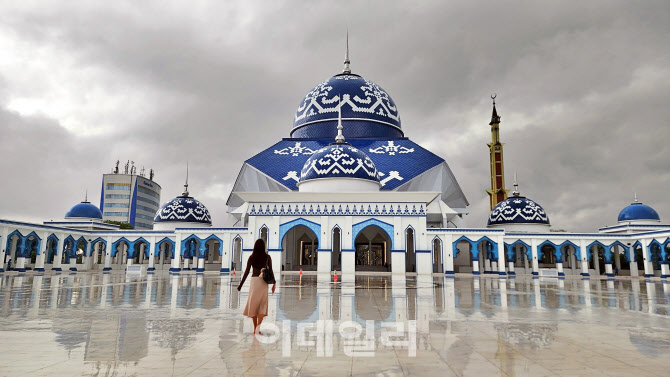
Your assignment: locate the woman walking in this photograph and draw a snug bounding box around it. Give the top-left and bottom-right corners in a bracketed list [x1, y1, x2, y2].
[237, 239, 276, 334]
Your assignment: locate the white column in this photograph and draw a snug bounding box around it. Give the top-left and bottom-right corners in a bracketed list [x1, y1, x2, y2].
[35, 232, 48, 272]
[660, 264, 669, 279]
[83, 241, 93, 270]
[444, 234, 454, 275]
[52, 233, 65, 271]
[0, 226, 8, 271]
[530, 238, 539, 276]
[497, 235, 506, 276]
[183, 258, 190, 270]
[196, 257, 205, 273]
[641, 239, 653, 277]
[605, 264, 614, 277]
[557, 262, 564, 276]
[579, 239, 589, 277]
[15, 257, 27, 272]
[148, 237, 156, 272]
[103, 237, 113, 271]
[472, 260, 480, 275]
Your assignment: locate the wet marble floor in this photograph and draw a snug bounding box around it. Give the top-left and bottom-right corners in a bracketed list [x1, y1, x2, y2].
[0, 272, 669, 376]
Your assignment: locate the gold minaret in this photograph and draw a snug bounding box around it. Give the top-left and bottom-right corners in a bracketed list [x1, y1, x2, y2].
[486, 94, 508, 210]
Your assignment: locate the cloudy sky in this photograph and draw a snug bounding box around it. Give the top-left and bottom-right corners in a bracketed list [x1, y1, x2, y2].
[1, 1, 668, 231]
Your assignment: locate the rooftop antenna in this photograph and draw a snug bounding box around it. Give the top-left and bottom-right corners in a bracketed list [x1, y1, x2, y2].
[182, 162, 189, 197]
[335, 96, 345, 143]
[342, 30, 351, 74]
[512, 172, 520, 197]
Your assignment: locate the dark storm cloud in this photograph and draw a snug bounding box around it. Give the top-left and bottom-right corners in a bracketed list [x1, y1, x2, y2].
[0, 0, 668, 230]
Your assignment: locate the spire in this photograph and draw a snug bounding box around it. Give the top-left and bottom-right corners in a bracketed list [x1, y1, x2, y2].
[489, 94, 500, 125]
[342, 30, 351, 74]
[512, 172, 520, 197]
[633, 192, 638, 204]
[181, 162, 189, 197]
[335, 96, 345, 143]
[84, 189, 89, 203]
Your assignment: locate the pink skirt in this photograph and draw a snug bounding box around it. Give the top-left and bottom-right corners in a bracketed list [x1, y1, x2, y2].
[243, 277, 268, 317]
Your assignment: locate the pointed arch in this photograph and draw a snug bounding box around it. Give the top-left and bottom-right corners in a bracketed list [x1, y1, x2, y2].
[131, 237, 150, 259]
[279, 218, 322, 248]
[559, 240, 581, 261]
[89, 237, 107, 257]
[452, 235, 476, 260]
[538, 240, 560, 261]
[203, 234, 223, 256]
[24, 231, 42, 256]
[632, 240, 643, 262]
[5, 229, 24, 254]
[111, 237, 131, 257]
[351, 219, 393, 250]
[475, 236, 499, 260]
[180, 235, 202, 258]
[648, 239, 663, 264]
[504, 239, 530, 262]
[156, 237, 176, 259]
[608, 241, 631, 263]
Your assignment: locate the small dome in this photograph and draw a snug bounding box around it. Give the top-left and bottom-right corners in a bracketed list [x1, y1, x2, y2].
[488, 195, 550, 226]
[618, 202, 660, 222]
[154, 196, 212, 225]
[298, 142, 380, 186]
[65, 201, 102, 220]
[292, 74, 402, 139]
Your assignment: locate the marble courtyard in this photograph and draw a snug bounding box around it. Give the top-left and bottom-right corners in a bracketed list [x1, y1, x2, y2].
[0, 271, 669, 376]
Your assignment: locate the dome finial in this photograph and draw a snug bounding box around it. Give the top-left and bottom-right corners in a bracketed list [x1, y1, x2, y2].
[182, 161, 189, 197]
[512, 171, 520, 197]
[342, 30, 351, 74]
[633, 192, 638, 204]
[335, 95, 345, 143]
[490, 93, 500, 125]
[84, 189, 88, 203]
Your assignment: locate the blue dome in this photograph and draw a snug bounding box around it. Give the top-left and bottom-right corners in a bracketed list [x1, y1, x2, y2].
[299, 142, 380, 184]
[618, 202, 660, 222]
[488, 195, 550, 226]
[292, 74, 403, 139]
[65, 201, 103, 219]
[154, 196, 212, 224]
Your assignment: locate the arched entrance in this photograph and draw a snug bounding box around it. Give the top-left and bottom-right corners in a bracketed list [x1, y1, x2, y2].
[354, 225, 391, 272]
[231, 236, 242, 272]
[405, 227, 415, 272]
[282, 225, 319, 271]
[332, 227, 342, 271]
[432, 238, 443, 273]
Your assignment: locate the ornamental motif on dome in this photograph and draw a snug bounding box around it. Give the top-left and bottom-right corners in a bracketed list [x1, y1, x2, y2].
[368, 141, 414, 156]
[488, 197, 550, 225]
[155, 197, 212, 224]
[294, 75, 400, 128]
[300, 144, 380, 183]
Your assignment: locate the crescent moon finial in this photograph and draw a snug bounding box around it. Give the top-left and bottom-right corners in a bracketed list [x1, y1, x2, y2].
[491, 93, 497, 104]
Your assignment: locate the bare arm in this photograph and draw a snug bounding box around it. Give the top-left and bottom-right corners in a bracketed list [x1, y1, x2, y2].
[237, 257, 252, 290]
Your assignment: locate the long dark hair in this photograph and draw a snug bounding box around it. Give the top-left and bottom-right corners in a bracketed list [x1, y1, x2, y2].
[249, 239, 267, 268]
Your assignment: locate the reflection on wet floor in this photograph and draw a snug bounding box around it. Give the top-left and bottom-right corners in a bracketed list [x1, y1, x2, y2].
[1, 272, 669, 376]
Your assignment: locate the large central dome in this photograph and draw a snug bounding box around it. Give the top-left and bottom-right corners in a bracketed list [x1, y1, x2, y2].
[291, 73, 403, 139]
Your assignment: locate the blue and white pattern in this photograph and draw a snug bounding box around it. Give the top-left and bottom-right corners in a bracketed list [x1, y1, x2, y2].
[369, 141, 414, 155]
[249, 138, 442, 191]
[299, 143, 380, 184]
[293, 74, 401, 130]
[249, 203, 425, 217]
[154, 196, 212, 224]
[488, 196, 550, 226]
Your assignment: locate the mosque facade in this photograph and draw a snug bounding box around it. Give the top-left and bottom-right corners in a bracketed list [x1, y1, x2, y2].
[1, 52, 669, 279]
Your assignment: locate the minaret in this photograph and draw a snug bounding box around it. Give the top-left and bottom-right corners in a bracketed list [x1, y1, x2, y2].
[486, 94, 508, 210]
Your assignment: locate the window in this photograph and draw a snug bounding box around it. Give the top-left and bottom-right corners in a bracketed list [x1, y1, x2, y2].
[104, 203, 129, 208]
[106, 183, 131, 191]
[137, 186, 160, 199]
[136, 214, 154, 221]
[135, 222, 153, 229]
[105, 194, 130, 199]
[137, 196, 159, 207]
[136, 204, 156, 213]
[104, 212, 128, 217]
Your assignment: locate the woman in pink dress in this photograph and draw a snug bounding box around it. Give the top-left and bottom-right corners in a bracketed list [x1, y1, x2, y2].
[237, 239, 276, 334]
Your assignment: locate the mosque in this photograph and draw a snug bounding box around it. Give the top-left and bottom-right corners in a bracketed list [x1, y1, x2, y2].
[1, 46, 669, 279]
